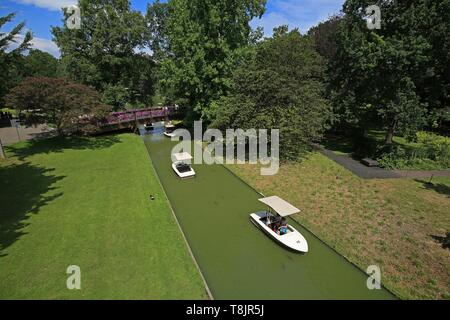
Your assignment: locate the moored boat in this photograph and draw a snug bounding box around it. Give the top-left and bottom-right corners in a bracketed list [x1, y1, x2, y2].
[250, 196, 308, 253]
[172, 152, 196, 178]
[164, 123, 176, 138]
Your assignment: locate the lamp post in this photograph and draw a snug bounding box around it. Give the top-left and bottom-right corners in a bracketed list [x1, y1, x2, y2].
[10, 119, 21, 142]
[15, 124, 21, 142]
[0, 138, 5, 159]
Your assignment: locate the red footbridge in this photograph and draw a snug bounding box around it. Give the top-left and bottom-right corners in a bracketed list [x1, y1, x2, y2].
[101, 106, 179, 132]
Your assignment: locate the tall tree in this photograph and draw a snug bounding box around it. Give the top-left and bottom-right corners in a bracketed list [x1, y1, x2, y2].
[157, 0, 266, 123]
[212, 27, 330, 160]
[308, 15, 342, 61]
[146, 0, 170, 62]
[0, 12, 32, 104]
[330, 0, 449, 144]
[52, 0, 154, 110]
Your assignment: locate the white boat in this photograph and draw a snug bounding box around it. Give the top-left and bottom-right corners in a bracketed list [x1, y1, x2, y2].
[163, 123, 176, 138]
[172, 152, 196, 178]
[144, 123, 154, 131]
[250, 196, 308, 253]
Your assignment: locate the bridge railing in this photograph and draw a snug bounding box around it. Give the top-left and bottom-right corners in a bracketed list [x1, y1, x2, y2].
[103, 106, 176, 126]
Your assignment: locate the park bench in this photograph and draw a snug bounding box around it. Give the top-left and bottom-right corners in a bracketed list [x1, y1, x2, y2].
[361, 158, 379, 167]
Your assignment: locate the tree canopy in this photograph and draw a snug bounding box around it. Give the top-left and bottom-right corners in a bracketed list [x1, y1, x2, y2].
[156, 0, 266, 122]
[329, 0, 450, 144]
[5, 77, 111, 135]
[211, 27, 331, 160]
[52, 0, 154, 110]
[0, 12, 32, 104]
[308, 15, 342, 61]
[22, 49, 59, 78]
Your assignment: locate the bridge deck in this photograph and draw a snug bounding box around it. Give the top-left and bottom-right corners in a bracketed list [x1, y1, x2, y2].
[103, 106, 177, 126]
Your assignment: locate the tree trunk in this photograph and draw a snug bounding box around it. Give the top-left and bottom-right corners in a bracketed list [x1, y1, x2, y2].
[385, 119, 397, 145]
[56, 122, 65, 137]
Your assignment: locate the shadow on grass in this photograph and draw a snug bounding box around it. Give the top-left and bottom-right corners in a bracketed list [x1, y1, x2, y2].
[1, 133, 123, 256]
[0, 162, 64, 257]
[415, 179, 450, 198]
[321, 134, 355, 155]
[5, 134, 122, 161]
[430, 233, 450, 250]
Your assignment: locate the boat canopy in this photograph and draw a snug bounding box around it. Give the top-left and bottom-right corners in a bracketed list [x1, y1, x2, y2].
[172, 152, 193, 162]
[259, 196, 300, 217]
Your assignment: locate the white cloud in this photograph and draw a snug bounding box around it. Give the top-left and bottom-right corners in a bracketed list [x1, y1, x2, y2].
[251, 12, 291, 36]
[253, 0, 345, 36]
[8, 34, 60, 57]
[12, 0, 77, 11]
[30, 36, 60, 56]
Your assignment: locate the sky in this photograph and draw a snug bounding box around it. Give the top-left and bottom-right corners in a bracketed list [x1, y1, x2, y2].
[0, 0, 345, 57]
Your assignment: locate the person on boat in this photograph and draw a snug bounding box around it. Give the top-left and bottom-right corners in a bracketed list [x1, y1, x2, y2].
[272, 216, 281, 231]
[279, 225, 289, 235]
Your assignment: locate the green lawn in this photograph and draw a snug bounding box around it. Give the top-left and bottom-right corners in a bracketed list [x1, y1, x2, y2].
[228, 153, 450, 300]
[0, 133, 207, 299]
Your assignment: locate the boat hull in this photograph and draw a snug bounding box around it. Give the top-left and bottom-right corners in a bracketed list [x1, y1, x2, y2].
[250, 212, 308, 253]
[172, 162, 196, 179]
[164, 132, 177, 138]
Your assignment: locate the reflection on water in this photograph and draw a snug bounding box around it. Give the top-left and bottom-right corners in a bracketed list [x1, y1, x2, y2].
[143, 133, 396, 300]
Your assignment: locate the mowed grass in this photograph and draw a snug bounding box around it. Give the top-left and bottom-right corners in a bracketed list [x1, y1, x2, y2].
[228, 153, 450, 300]
[0, 133, 207, 299]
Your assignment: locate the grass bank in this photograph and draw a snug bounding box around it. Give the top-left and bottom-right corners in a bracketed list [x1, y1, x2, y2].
[0, 133, 207, 299]
[227, 153, 450, 299]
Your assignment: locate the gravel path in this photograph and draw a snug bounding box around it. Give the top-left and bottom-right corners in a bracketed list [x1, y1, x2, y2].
[0, 125, 55, 146]
[319, 148, 402, 179]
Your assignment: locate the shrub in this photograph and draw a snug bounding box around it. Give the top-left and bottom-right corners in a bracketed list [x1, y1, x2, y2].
[377, 132, 450, 170]
[416, 131, 450, 164]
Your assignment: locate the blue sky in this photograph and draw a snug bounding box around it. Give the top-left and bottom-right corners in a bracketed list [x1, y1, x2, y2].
[0, 0, 345, 57]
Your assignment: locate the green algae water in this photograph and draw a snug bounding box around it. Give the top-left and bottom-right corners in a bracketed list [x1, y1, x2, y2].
[143, 134, 395, 300]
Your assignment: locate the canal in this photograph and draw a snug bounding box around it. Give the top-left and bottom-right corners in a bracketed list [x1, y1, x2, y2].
[143, 132, 395, 300]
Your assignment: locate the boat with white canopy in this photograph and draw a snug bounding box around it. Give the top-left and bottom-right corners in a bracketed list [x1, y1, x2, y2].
[164, 123, 176, 138]
[144, 123, 155, 131]
[172, 152, 196, 178]
[250, 196, 308, 253]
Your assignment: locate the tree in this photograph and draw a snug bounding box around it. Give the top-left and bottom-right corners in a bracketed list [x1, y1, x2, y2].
[0, 12, 32, 104]
[146, 0, 170, 62]
[308, 15, 342, 61]
[330, 0, 449, 144]
[157, 0, 266, 123]
[22, 49, 59, 78]
[5, 77, 111, 135]
[211, 27, 331, 160]
[52, 0, 154, 110]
